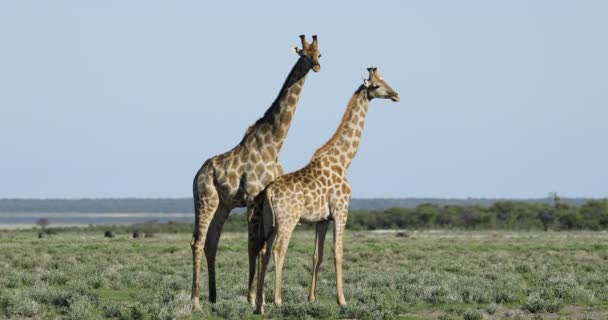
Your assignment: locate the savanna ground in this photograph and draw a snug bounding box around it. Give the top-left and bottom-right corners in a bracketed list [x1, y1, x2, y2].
[1, 229, 607, 319]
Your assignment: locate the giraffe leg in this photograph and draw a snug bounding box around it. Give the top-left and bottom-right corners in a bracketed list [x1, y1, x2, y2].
[191, 169, 220, 310]
[247, 207, 262, 306]
[333, 208, 348, 306]
[254, 233, 275, 314]
[273, 222, 297, 306]
[308, 220, 329, 302]
[204, 204, 230, 303]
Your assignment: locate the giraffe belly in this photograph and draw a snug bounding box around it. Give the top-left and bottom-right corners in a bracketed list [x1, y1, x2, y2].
[299, 213, 330, 223]
[215, 166, 278, 208]
[299, 197, 331, 223]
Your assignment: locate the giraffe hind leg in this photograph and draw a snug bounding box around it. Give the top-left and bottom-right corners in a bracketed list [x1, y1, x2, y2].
[273, 219, 298, 306]
[191, 169, 220, 310]
[254, 232, 276, 314]
[247, 206, 262, 306]
[309, 220, 329, 302]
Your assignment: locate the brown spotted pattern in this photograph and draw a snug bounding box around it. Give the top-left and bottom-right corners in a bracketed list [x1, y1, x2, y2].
[253, 68, 399, 314]
[190, 35, 321, 309]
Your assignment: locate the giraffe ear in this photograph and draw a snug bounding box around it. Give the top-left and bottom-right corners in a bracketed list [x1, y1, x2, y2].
[363, 78, 371, 88]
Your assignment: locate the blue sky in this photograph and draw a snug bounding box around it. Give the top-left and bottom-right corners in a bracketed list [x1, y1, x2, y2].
[1, 1, 606, 198]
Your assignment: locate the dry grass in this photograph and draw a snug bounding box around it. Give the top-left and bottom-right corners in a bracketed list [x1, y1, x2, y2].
[1, 230, 607, 319]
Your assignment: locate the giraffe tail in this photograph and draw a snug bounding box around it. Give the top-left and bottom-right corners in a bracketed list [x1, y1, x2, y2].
[191, 170, 203, 243]
[256, 189, 276, 241]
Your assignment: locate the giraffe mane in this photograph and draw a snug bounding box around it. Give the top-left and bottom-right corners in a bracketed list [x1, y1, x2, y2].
[311, 85, 366, 160]
[238, 55, 312, 145]
[242, 125, 254, 138]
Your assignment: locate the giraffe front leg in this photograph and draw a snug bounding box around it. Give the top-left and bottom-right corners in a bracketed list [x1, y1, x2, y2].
[333, 209, 348, 306]
[309, 221, 329, 302]
[204, 205, 230, 303]
[247, 207, 262, 306]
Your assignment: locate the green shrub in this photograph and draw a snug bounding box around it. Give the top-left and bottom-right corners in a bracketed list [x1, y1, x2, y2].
[65, 295, 97, 320]
[128, 302, 146, 320]
[29, 282, 58, 304]
[2, 291, 41, 318]
[102, 303, 130, 319]
[485, 302, 497, 315]
[492, 285, 519, 303]
[338, 303, 373, 320]
[462, 309, 484, 320]
[211, 301, 250, 320]
[524, 293, 546, 313]
[515, 264, 531, 274]
[88, 273, 108, 289]
[1, 273, 19, 289]
[416, 285, 449, 304]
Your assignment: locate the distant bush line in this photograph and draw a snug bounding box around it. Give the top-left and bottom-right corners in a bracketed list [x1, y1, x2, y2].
[0, 197, 592, 213]
[19, 197, 608, 234]
[347, 198, 608, 231]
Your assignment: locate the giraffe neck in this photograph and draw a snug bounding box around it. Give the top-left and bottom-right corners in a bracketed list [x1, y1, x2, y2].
[312, 86, 369, 169]
[240, 56, 313, 156]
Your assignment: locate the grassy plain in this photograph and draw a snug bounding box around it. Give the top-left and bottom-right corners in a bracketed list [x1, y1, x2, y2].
[1, 229, 607, 319]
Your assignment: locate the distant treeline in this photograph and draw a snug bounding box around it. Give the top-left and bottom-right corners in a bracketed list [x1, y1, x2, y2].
[348, 197, 608, 231]
[27, 196, 608, 233]
[0, 197, 592, 213]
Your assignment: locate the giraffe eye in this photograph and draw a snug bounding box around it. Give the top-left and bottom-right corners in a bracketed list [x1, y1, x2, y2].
[318, 54, 322, 58]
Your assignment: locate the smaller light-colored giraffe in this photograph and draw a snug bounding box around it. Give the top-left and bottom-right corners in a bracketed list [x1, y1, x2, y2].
[253, 67, 399, 313]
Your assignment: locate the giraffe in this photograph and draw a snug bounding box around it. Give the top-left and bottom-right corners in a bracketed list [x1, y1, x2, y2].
[252, 67, 399, 314]
[190, 35, 321, 309]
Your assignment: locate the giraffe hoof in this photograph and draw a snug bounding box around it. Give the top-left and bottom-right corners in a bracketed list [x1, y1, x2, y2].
[191, 299, 201, 311]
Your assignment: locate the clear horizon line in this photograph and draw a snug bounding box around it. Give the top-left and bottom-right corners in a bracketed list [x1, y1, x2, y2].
[1, 195, 604, 201]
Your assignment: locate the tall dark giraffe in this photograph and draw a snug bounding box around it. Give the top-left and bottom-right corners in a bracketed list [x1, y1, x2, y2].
[191, 35, 321, 309]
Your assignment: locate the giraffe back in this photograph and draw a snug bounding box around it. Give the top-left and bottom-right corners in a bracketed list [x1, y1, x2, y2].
[262, 158, 351, 226]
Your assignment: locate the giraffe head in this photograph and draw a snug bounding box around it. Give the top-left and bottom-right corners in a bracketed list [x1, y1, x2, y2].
[293, 35, 321, 72]
[363, 67, 399, 102]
